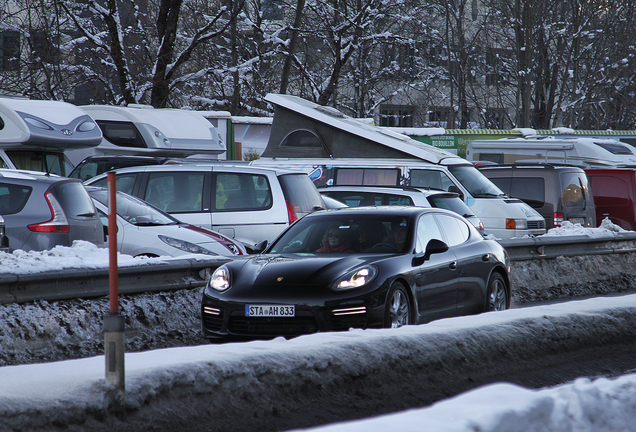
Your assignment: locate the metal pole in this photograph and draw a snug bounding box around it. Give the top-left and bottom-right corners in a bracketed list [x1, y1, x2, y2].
[104, 172, 125, 409]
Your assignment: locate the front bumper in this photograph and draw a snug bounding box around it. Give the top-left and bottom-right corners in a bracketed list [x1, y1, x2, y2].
[201, 295, 386, 339]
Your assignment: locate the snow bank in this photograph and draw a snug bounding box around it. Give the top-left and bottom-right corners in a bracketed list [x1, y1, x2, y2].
[0, 241, 169, 274]
[2, 295, 636, 431]
[296, 375, 636, 432]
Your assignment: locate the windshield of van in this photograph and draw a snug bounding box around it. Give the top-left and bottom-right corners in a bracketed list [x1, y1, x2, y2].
[447, 165, 505, 198]
[5, 150, 73, 176]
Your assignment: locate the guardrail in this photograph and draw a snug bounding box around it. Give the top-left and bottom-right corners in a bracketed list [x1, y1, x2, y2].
[3, 233, 636, 305]
[498, 232, 636, 261]
[0, 257, 228, 305]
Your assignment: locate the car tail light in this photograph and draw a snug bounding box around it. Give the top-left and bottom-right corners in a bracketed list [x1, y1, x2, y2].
[554, 212, 564, 227]
[286, 199, 298, 223]
[27, 191, 70, 233]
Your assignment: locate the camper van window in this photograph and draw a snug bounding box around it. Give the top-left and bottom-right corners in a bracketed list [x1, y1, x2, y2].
[4, 151, 69, 176]
[96, 121, 147, 148]
[479, 153, 504, 164]
[447, 165, 505, 197]
[280, 130, 322, 147]
[335, 168, 399, 186]
[593, 141, 634, 155]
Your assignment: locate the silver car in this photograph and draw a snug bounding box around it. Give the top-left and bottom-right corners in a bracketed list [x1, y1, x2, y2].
[0, 169, 104, 252]
[319, 185, 486, 235]
[87, 187, 246, 257]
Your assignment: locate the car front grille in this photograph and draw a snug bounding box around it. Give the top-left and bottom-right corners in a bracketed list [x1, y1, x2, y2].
[202, 306, 223, 332]
[528, 220, 546, 230]
[228, 316, 318, 336]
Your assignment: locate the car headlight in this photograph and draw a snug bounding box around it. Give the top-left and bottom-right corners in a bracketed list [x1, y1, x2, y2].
[333, 266, 378, 291]
[158, 235, 218, 255]
[206, 265, 231, 293]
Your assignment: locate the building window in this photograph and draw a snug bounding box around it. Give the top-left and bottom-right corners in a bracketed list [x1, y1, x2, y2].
[379, 105, 414, 127]
[1, 31, 20, 71]
[485, 108, 508, 129]
[428, 107, 450, 123]
[262, 0, 283, 20]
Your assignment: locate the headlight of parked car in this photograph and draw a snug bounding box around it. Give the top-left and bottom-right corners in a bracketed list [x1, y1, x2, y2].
[206, 265, 231, 293]
[333, 266, 378, 291]
[158, 235, 218, 255]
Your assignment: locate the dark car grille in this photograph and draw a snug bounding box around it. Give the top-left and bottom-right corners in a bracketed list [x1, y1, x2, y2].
[228, 316, 318, 336]
[202, 306, 224, 332]
[528, 220, 546, 230]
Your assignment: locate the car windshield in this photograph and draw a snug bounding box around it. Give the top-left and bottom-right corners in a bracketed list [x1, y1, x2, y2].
[447, 165, 505, 198]
[89, 188, 179, 226]
[268, 213, 411, 254]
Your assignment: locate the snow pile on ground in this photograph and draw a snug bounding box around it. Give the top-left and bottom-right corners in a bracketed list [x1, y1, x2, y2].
[1, 294, 636, 431]
[296, 375, 636, 432]
[0, 241, 166, 274]
[543, 218, 626, 238]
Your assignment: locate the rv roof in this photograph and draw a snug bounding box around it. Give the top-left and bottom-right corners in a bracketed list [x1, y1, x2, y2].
[264, 94, 459, 164]
[0, 98, 90, 125]
[0, 98, 102, 149]
[80, 105, 218, 141]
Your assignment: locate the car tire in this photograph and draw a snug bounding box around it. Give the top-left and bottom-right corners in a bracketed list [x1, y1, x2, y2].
[486, 273, 509, 311]
[385, 282, 411, 328]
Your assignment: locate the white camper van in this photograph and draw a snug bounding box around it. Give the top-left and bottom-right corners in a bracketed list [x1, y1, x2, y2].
[0, 97, 102, 176]
[466, 136, 636, 168]
[252, 158, 546, 239]
[254, 93, 545, 239]
[66, 104, 226, 165]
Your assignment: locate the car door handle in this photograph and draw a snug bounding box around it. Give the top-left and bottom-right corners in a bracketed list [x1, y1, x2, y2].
[481, 254, 490, 262]
[449, 261, 457, 270]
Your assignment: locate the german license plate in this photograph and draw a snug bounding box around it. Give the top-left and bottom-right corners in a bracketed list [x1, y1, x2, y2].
[245, 305, 295, 317]
[569, 218, 585, 225]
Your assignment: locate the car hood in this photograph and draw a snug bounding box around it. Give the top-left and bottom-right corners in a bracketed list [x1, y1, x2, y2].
[230, 253, 383, 288]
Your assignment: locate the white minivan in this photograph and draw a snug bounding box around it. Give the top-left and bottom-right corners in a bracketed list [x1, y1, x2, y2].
[85, 164, 326, 251]
[252, 158, 546, 239]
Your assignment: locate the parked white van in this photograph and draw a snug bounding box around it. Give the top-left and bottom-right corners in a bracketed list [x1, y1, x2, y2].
[466, 136, 636, 168]
[252, 158, 546, 239]
[67, 104, 226, 165]
[0, 96, 102, 176]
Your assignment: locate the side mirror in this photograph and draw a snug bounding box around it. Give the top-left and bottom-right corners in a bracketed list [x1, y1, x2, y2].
[413, 239, 449, 266]
[251, 240, 269, 254]
[425, 239, 449, 259]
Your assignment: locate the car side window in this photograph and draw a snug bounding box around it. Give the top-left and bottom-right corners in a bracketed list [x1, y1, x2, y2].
[215, 173, 271, 211]
[437, 214, 469, 246]
[146, 172, 204, 213]
[386, 194, 413, 206]
[90, 173, 138, 196]
[0, 184, 31, 214]
[415, 214, 444, 253]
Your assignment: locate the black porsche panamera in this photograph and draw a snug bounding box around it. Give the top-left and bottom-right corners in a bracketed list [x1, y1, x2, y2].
[201, 206, 511, 340]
